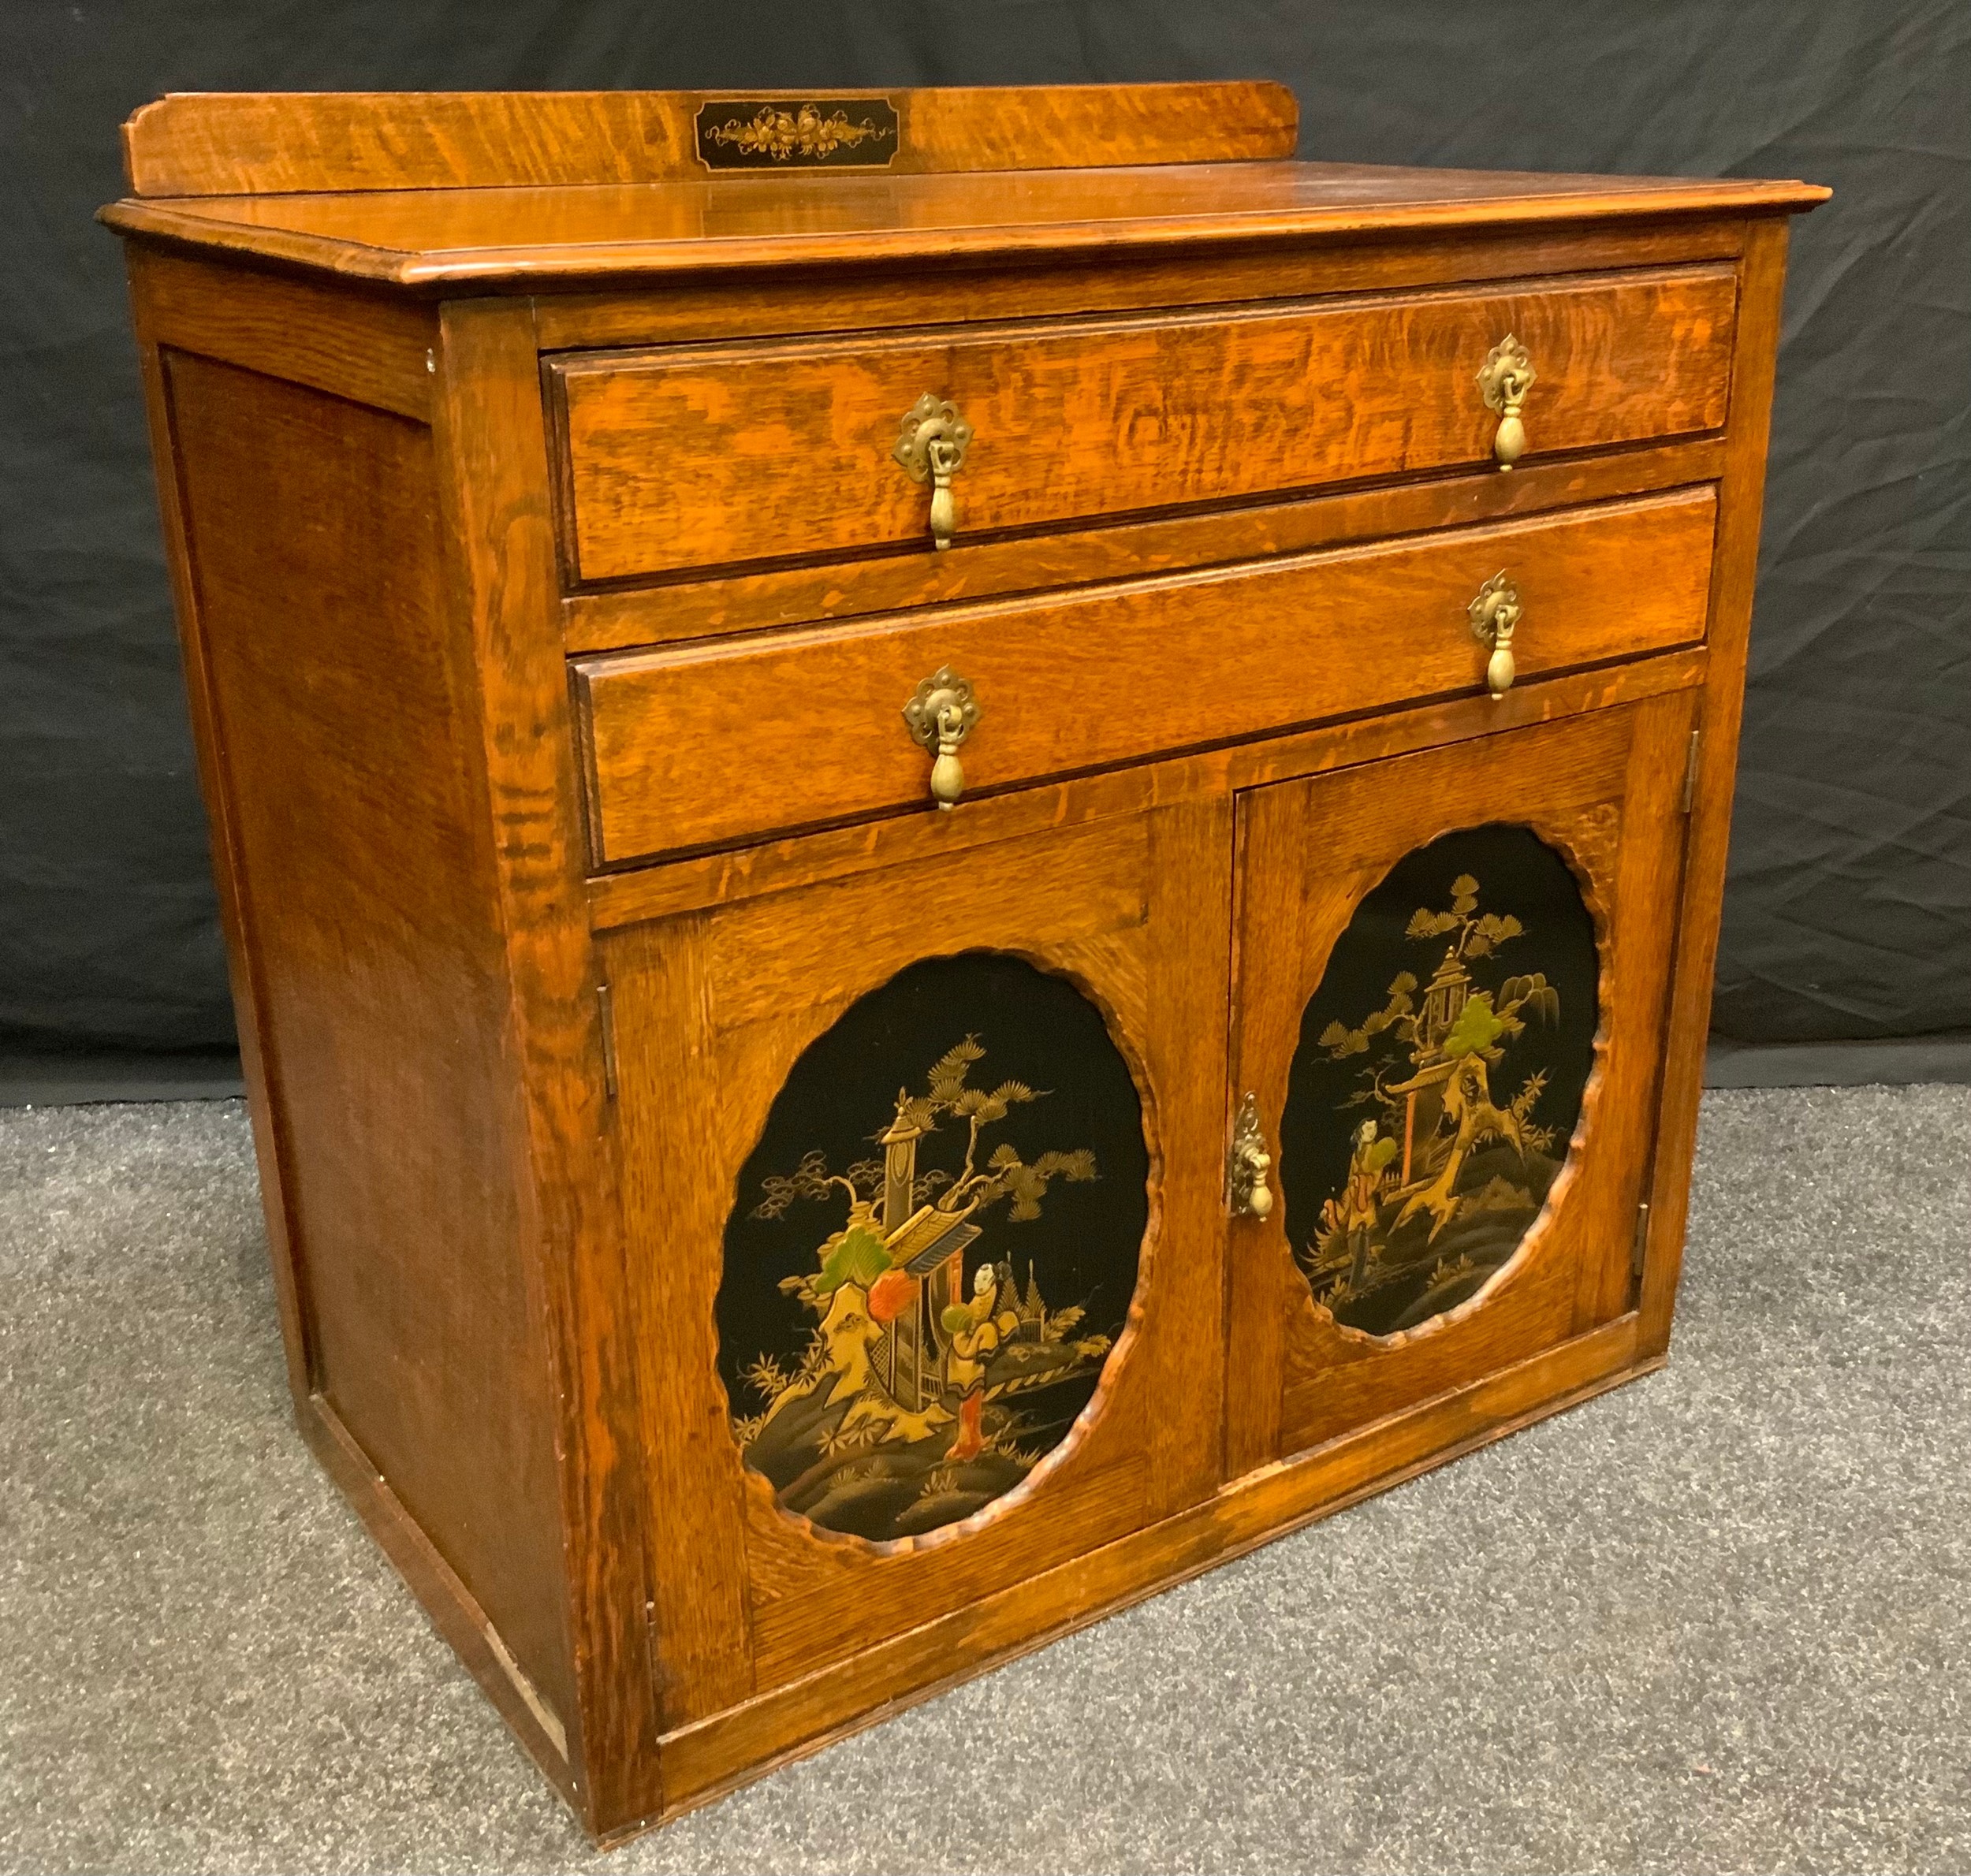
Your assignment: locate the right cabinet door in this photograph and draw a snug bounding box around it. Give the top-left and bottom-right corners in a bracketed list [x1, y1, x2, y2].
[1226, 691, 1699, 1474]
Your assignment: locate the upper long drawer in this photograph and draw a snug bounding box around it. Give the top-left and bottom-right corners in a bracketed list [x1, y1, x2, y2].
[550, 265, 1738, 587]
[574, 485, 1718, 867]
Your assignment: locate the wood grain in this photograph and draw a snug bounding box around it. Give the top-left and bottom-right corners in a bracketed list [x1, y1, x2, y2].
[1567, 697, 1698, 1331]
[125, 276, 314, 1414]
[605, 808, 1231, 1726]
[301, 1394, 578, 1799]
[157, 348, 579, 1737]
[121, 84, 1298, 197]
[129, 247, 434, 419]
[576, 489, 1718, 865]
[583, 651, 1710, 933]
[602, 910, 760, 1740]
[429, 297, 665, 1831]
[535, 221, 1749, 354]
[1226, 698, 1697, 1467]
[562, 444, 1728, 656]
[98, 161, 1828, 290]
[1638, 221, 1798, 1356]
[553, 267, 1736, 585]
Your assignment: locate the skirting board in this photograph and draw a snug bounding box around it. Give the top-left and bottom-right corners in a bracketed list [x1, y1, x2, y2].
[0, 1048, 247, 1106]
[1704, 1031, 1971, 1089]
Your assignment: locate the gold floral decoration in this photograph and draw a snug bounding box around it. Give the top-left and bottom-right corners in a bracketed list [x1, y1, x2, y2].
[704, 102, 895, 162]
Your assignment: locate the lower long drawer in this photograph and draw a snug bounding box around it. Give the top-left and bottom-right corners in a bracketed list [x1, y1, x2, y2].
[573, 485, 1716, 866]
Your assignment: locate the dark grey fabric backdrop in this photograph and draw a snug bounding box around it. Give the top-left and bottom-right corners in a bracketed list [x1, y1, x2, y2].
[2, 0, 1966, 1069]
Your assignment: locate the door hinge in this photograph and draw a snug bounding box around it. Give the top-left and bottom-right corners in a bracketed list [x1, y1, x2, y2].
[596, 981, 619, 1102]
[1630, 1200, 1652, 1279]
[1680, 728, 1702, 814]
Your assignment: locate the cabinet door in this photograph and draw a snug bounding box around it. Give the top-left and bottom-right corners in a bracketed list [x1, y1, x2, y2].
[1226, 693, 1697, 1474]
[604, 802, 1230, 1726]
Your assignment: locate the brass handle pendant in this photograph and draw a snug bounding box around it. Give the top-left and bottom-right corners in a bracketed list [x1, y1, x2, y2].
[892, 394, 974, 551]
[1468, 571, 1522, 698]
[1477, 334, 1536, 471]
[902, 665, 980, 809]
[1226, 1092, 1275, 1219]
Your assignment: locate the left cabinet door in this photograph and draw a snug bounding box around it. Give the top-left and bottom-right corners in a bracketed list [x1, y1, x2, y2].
[600, 801, 1231, 1733]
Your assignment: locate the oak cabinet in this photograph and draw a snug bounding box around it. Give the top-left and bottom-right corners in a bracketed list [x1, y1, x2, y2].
[105, 84, 1824, 1842]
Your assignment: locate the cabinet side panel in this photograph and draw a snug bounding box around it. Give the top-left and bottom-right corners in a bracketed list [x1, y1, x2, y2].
[1639, 220, 1795, 1350]
[159, 348, 576, 1729]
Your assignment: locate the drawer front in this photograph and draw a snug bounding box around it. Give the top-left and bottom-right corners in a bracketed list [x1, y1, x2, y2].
[553, 266, 1736, 585]
[575, 485, 1716, 865]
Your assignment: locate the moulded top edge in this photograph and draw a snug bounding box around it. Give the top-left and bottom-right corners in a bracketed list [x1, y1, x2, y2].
[98, 161, 1830, 292]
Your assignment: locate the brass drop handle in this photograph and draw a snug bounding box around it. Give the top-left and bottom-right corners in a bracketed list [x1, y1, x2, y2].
[1227, 1092, 1275, 1219]
[1477, 334, 1536, 470]
[1468, 571, 1521, 698]
[902, 665, 980, 810]
[892, 394, 974, 551]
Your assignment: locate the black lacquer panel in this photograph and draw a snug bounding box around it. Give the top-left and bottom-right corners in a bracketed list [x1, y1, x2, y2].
[695, 96, 900, 169]
[718, 955, 1149, 1543]
[1280, 824, 1599, 1338]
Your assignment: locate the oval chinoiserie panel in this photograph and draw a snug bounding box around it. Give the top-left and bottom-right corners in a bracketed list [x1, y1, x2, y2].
[1280, 824, 1600, 1339]
[717, 954, 1150, 1543]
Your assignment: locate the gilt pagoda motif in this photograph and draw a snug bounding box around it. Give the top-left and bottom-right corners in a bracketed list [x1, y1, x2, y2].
[1279, 826, 1599, 1338]
[717, 957, 1147, 1543]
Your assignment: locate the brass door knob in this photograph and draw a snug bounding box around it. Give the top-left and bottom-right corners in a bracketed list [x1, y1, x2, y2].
[892, 394, 974, 550]
[1477, 334, 1536, 470]
[1467, 571, 1522, 698]
[1227, 1092, 1275, 1219]
[902, 665, 980, 809]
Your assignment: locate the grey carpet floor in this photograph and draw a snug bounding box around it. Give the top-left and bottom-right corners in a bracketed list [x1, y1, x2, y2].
[2, 1087, 1968, 1875]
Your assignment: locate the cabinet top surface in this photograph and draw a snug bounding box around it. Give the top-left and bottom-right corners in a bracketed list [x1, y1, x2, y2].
[100, 85, 1826, 289]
